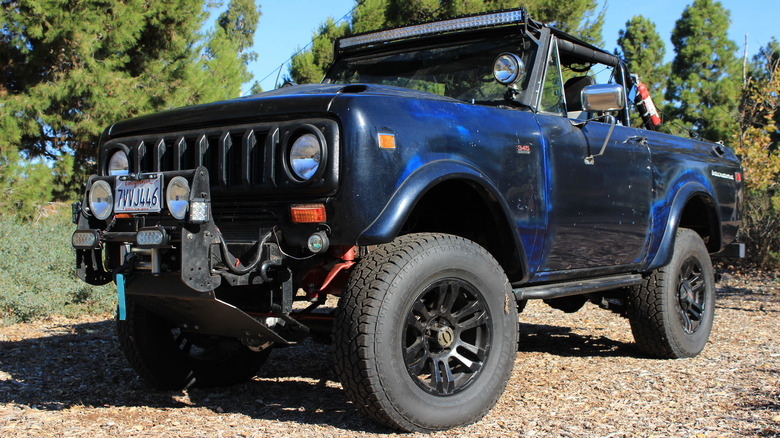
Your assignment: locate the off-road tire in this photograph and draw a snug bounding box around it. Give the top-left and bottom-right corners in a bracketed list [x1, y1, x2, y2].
[117, 298, 270, 389]
[333, 233, 518, 432]
[628, 228, 715, 358]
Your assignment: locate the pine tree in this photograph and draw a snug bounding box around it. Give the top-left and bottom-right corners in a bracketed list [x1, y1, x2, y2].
[0, 0, 262, 203]
[287, 0, 604, 85]
[665, 0, 739, 142]
[617, 15, 669, 105]
[288, 18, 350, 85]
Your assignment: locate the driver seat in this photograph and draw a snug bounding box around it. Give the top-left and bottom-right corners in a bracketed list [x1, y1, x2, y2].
[564, 76, 595, 120]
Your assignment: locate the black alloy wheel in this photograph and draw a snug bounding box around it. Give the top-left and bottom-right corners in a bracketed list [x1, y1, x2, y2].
[403, 278, 491, 396]
[676, 256, 706, 334]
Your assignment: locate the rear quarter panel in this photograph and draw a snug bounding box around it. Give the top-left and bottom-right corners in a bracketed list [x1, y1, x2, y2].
[643, 130, 742, 269]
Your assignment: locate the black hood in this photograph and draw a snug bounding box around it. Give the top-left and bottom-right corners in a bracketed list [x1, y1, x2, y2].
[106, 83, 457, 139]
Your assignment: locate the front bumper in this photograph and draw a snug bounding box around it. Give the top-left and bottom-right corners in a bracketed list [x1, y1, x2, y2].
[73, 167, 304, 345]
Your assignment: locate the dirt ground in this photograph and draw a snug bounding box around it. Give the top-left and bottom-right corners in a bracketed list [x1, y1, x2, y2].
[1, 268, 778, 437]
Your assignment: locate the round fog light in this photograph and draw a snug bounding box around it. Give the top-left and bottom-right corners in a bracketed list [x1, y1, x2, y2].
[88, 180, 113, 220]
[166, 176, 190, 220]
[307, 231, 330, 254]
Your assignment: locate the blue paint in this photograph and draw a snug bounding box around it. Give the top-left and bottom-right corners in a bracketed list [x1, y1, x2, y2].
[116, 273, 127, 321]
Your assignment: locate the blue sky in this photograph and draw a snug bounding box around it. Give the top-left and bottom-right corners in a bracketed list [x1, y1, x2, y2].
[238, 0, 779, 94]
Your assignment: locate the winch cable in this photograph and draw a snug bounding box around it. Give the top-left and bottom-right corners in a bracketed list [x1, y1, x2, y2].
[218, 229, 273, 275]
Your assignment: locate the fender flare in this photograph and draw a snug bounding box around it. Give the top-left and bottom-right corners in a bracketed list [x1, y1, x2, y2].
[357, 159, 529, 277]
[645, 181, 720, 271]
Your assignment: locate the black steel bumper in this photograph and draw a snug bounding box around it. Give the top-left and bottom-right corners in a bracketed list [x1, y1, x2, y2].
[73, 167, 302, 345]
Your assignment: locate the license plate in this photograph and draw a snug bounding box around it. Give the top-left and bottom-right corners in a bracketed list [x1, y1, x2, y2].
[114, 174, 162, 213]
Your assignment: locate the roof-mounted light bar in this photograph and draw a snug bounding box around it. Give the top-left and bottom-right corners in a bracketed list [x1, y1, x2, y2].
[338, 9, 525, 50]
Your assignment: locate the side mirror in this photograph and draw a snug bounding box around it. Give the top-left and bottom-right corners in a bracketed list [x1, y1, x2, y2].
[581, 84, 625, 112]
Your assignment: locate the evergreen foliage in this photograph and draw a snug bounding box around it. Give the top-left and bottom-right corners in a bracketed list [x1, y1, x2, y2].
[617, 15, 669, 106]
[289, 18, 350, 85]
[665, 0, 739, 142]
[0, 0, 261, 206]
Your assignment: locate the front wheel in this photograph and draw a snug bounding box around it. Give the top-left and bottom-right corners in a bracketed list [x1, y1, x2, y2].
[628, 228, 716, 358]
[117, 298, 271, 389]
[333, 233, 518, 432]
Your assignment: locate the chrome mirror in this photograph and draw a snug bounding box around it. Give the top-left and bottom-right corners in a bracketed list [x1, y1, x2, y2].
[581, 84, 625, 112]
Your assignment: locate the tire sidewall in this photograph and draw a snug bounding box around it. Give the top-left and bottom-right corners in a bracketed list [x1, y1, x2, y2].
[661, 230, 716, 357]
[371, 240, 517, 429]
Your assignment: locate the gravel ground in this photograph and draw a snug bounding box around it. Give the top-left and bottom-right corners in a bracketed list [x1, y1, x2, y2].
[1, 267, 778, 437]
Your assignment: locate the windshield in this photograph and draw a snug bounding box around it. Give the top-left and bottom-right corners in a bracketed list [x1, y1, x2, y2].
[326, 40, 527, 104]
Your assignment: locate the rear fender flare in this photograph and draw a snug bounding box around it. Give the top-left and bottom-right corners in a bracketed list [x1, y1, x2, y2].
[645, 181, 719, 271]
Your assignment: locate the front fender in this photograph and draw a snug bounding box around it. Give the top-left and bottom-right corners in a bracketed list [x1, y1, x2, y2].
[357, 160, 485, 243]
[356, 160, 528, 276]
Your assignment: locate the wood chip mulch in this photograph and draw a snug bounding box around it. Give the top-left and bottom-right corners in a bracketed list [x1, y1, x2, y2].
[1, 268, 778, 437]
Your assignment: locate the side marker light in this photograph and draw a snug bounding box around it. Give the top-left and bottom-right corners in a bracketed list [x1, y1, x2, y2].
[291, 204, 327, 223]
[379, 133, 396, 150]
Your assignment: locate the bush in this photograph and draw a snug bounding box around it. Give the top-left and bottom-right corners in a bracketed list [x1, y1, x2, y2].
[740, 189, 780, 269]
[0, 206, 115, 325]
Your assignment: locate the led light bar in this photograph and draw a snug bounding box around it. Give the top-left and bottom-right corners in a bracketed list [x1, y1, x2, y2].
[338, 9, 525, 49]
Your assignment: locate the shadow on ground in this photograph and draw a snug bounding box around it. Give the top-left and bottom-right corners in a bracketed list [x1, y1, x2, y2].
[0, 319, 382, 432]
[517, 322, 639, 357]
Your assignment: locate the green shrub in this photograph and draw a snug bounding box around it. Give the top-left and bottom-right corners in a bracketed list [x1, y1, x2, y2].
[0, 206, 115, 325]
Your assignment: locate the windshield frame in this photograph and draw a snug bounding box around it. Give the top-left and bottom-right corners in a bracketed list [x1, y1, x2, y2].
[325, 29, 535, 107]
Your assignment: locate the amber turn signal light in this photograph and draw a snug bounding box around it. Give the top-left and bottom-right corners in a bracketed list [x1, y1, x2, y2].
[291, 204, 327, 223]
[378, 133, 396, 149]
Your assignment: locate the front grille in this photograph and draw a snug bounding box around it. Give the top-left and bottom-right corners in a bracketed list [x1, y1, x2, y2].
[101, 118, 340, 199]
[106, 125, 272, 194]
[101, 118, 340, 238]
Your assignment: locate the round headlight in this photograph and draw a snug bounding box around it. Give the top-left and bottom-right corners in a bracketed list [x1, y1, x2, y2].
[289, 133, 322, 181]
[88, 180, 113, 220]
[493, 53, 525, 85]
[166, 176, 190, 220]
[108, 150, 129, 176]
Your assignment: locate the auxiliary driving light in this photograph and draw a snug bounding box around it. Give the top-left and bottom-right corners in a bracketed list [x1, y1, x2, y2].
[72, 230, 101, 249]
[88, 180, 113, 220]
[189, 198, 209, 224]
[165, 176, 190, 220]
[136, 227, 167, 248]
[493, 52, 525, 86]
[307, 231, 330, 254]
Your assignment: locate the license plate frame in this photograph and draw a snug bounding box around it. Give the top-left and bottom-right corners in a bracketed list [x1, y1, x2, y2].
[114, 173, 163, 214]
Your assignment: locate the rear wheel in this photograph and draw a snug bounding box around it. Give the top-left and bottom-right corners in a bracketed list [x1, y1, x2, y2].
[628, 228, 715, 358]
[117, 298, 270, 389]
[334, 233, 518, 432]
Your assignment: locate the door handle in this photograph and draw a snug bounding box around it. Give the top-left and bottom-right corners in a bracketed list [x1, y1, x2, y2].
[626, 136, 648, 147]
